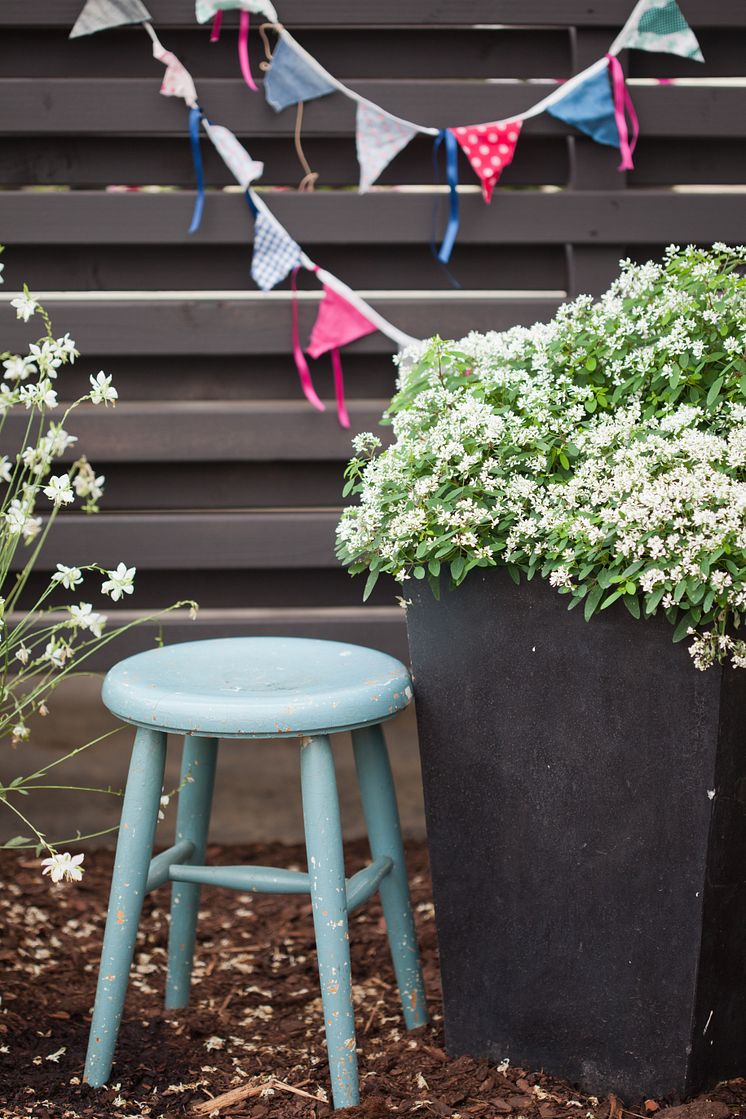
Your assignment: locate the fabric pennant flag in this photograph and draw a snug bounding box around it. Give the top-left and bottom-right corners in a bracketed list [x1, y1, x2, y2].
[306, 285, 378, 428]
[69, 0, 151, 38]
[264, 37, 336, 113]
[204, 123, 264, 189]
[152, 42, 199, 109]
[251, 211, 302, 291]
[449, 119, 522, 203]
[547, 67, 619, 148]
[356, 104, 418, 193]
[611, 0, 703, 61]
[195, 0, 277, 23]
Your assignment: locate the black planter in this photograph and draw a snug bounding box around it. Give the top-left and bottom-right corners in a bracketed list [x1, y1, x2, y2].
[407, 568, 746, 1101]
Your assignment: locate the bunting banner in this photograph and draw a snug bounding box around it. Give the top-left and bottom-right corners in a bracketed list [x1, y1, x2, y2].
[356, 104, 418, 193]
[264, 36, 337, 112]
[151, 38, 199, 108]
[547, 66, 621, 148]
[306, 284, 378, 429]
[251, 210, 302, 291]
[65, 0, 706, 418]
[203, 122, 264, 189]
[450, 119, 523, 203]
[69, 0, 151, 38]
[609, 0, 704, 60]
[195, 0, 278, 23]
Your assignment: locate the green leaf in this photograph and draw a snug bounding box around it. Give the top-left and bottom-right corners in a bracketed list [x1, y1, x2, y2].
[362, 570, 379, 602]
[413, 565, 426, 580]
[559, 452, 570, 470]
[673, 613, 694, 643]
[645, 587, 665, 616]
[600, 588, 624, 611]
[507, 565, 520, 586]
[584, 584, 604, 622]
[428, 559, 441, 577]
[706, 375, 724, 409]
[2, 836, 31, 848]
[450, 556, 465, 582]
[623, 594, 641, 619]
[585, 355, 597, 371]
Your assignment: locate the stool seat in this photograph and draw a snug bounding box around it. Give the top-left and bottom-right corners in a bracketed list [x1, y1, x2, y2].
[102, 636, 412, 737]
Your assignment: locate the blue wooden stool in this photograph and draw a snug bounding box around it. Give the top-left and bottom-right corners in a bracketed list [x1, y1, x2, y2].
[84, 637, 428, 1108]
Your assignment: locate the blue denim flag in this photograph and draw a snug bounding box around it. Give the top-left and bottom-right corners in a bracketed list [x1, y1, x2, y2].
[547, 67, 619, 148]
[264, 37, 336, 112]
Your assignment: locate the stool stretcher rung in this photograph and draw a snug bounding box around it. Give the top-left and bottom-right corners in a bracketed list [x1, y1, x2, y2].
[169, 863, 311, 893]
[166, 855, 394, 909]
[346, 856, 393, 912]
[145, 840, 195, 893]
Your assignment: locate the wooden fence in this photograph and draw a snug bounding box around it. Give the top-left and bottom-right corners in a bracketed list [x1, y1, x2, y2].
[0, 0, 744, 664]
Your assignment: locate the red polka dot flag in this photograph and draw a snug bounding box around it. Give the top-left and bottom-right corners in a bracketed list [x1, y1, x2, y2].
[449, 119, 523, 203]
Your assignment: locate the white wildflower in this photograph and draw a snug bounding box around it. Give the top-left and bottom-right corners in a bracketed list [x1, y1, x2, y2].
[89, 371, 118, 406]
[43, 474, 74, 507]
[41, 852, 85, 884]
[101, 562, 136, 601]
[52, 563, 83, 590]
[10, 290, 38, 322]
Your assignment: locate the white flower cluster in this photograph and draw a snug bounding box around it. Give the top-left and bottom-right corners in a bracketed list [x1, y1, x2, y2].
[338, 245, 746, 669]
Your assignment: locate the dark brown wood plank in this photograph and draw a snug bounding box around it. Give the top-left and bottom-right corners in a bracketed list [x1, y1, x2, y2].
[2, 401, 391, 462]
[1, 297, 564, 355]
[1, 81, 743, 138]
[16, 511, 341, 569]
[2, 0, 742, 28]
[1, 190, 743, 248]
[19, 607, 408, 670]
[0, 136, 569, 189]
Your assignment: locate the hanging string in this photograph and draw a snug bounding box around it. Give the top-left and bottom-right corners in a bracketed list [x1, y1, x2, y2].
[294, 102, 319, 191]
[605, 54, 639, 171]
[188, 106, 206, 234]
[330, 348, 350, 429]
[290, 266, 326, 412]
[258, 21, 276, 69]
[238, 10, 258, 91]
[210, 11, 222, 41]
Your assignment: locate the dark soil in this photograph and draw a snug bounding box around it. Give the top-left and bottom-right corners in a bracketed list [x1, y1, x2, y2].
[1, 840, 745, 1119]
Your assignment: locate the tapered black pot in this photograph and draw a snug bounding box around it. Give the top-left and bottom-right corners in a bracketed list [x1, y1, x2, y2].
[406, 568, 746, 1101]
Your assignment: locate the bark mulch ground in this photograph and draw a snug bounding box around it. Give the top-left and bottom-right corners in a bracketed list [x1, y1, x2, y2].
[1, 840, 745, 1119]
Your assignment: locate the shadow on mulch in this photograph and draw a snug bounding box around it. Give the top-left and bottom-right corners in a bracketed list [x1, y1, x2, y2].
[1, 840, 744, 1119]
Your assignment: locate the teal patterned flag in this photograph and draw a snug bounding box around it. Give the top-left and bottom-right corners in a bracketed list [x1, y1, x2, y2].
[611, 0, 704, 61]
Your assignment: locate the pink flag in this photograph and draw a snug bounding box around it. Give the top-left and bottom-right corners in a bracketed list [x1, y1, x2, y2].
[450, 119, 523, 203]
[306, 285, 377, 428]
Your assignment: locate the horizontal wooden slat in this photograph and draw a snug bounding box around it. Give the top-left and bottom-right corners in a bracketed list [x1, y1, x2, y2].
[2, 0, 742, 28]
[2, 191, 744, 249]
[15, 511, 341, 569]
[0, 136, 569, 189]
[82, 463, 350, 510]
[0, 29, 572, 81]
[1, 297, 564, 354]
[10, 607, 408, 668]
[2, 81, 743, 138]
[3, 402, 389, 462]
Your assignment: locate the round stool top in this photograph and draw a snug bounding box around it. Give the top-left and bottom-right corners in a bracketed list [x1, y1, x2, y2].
[102, 637, 412, 738]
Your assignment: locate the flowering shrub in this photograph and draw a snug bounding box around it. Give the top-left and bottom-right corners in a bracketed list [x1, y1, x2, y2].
[337, 244, 746, 671]
[0, 258, 196, 880]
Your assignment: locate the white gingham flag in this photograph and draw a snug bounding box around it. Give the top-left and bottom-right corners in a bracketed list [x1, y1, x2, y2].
[251, 211, 302, 291]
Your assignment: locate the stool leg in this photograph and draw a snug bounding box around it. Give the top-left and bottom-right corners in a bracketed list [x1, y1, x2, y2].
[352, 724, 429, 1030]
[84, 727, 167, 1087]
[165, 734, 218, 1009]
[300, 734, 359, 1110]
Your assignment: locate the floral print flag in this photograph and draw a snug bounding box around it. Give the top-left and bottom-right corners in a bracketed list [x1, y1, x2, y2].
[611, 0, 704, 61]
[69, 0, 151, 38]
[356, 104, 418, 193]
[449, 119, 523, 203]
[152, 40, 199, 108]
